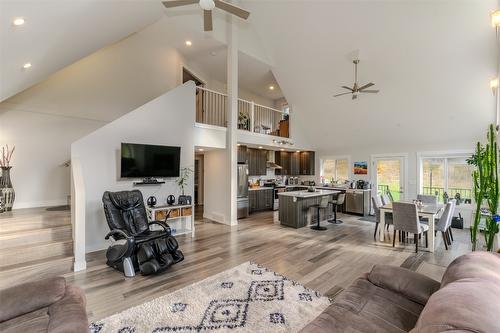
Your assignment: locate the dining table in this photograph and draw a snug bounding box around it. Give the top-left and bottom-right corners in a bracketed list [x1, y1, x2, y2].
[379, 201, 444, 252]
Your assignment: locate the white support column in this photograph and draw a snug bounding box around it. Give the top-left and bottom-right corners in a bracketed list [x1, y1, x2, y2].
[71, 158, 86, 271]
[226, 13, 238, 225]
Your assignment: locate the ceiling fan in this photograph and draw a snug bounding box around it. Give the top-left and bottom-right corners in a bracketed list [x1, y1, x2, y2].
[334, 60, 379, 100]
[162, 0, 250, 32]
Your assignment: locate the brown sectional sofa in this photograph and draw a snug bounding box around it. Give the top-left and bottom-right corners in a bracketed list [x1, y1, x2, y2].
[0, 277, 88, 333]
[301, 252, 500, 333]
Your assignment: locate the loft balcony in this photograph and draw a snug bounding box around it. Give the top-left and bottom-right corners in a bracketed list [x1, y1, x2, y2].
[195, 86, 289, 138]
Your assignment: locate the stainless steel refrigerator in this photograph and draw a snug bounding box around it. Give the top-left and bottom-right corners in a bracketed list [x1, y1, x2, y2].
[237, 164, 249, 219]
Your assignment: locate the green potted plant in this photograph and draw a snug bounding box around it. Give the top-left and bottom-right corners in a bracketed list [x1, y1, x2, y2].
[177, 167, 193, 205]
[468, 124, 500, 251]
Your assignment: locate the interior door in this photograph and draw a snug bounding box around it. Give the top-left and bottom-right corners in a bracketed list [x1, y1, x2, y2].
[372, 156, 406, 201]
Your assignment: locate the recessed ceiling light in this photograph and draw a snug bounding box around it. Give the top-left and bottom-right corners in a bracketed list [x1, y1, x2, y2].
[258, 146, 263, 149]
[185, 40, 192, 46]
[296, 150, 301, 153]
[23, 62, 31, 69]
[13, 18, 25, 26]
[269, 85, 275, 90]
[237, 143, 241, 146]
[198, 148, 204, 152]
[280, 148, 285, 151]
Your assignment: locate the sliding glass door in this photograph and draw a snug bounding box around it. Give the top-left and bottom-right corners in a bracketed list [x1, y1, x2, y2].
[373, 156, 407, 201]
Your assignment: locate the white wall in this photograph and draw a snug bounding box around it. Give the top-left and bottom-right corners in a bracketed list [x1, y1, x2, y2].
[0, 106, 105, 208]
[72, 82, 195, 253]
[203, 148, 228, 224]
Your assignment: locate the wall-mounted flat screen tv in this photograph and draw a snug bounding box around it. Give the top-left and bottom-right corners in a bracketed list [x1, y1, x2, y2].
[121, 143, 181, 178]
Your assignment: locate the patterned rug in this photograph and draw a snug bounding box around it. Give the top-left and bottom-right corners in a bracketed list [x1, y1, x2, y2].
[90, 262, 330, 333]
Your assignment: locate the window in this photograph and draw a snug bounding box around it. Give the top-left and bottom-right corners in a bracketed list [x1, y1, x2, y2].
[321, 158, 349, 184]
[419, 155, 473, 203]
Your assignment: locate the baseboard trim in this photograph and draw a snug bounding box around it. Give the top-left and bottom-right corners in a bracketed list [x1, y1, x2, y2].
[14, 199, 68, 209]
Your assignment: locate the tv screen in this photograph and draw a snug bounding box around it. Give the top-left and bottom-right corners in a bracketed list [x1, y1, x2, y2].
[121, 143, 181, 178]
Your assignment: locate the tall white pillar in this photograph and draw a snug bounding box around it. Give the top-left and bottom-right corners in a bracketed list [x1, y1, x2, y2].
[226, 14, 238, 225]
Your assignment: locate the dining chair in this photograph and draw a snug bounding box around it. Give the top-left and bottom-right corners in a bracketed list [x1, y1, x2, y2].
[417, 194, 438, 205]
[381, 194, 392, 205]
[392, 202, 429, 253]
[435, 201, 454, 250]
[371, 195, 393, 239]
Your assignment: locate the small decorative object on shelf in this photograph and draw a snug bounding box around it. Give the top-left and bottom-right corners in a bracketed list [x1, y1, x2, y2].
[0, 144, 15, 212]
[167, 195, 176, 205]
[178, 195, 188, 205]
[147, 196, 157, 207]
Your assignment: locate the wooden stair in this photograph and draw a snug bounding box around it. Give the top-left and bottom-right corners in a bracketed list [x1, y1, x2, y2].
[0, 207, 74, 289]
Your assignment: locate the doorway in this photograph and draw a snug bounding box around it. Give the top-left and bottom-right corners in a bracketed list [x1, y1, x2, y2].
[183, 67, 205, 123]
[371, 154, 408, 201]
[194, 153, 204, 221]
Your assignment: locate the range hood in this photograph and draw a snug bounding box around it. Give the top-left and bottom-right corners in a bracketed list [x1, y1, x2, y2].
[266, 150, 282, 169]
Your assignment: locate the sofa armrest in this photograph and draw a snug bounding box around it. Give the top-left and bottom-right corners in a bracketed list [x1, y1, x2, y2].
[0, 277, 66, 322]
[368, 265, 440, 305]
[47, 285, 88, 333]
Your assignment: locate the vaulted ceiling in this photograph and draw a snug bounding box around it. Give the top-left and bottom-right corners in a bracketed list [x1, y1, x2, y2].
[241, 0, 499, 151]
[2, 0, 498, 153]
[0, 0, 163, 102]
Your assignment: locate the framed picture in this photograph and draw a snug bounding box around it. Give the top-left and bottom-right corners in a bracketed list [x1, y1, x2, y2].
[353, 161, 368, 175]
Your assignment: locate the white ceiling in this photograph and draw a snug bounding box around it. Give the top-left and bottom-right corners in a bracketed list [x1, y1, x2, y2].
[241, 0, 499, 151]
[0, 0, 163, 102]
[1, 0, 498, 154]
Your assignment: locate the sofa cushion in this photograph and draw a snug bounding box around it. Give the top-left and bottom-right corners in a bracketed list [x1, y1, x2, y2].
[440, 252, 500, 287]
[411, 277, 500, 333]
[300, 276, 425, 333]
[0, 277, 66, 323]
[368, 265, 440, 306]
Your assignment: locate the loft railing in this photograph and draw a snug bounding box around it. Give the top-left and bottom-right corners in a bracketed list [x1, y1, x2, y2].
[196, 86, 289, 138]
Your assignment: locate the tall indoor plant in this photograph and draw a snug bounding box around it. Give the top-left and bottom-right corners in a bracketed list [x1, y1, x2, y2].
[468, 124, 500, 251]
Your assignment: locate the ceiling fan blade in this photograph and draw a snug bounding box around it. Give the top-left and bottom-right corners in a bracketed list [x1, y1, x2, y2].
[341, 86, 354, 91]
[214, 0, 250, 19]
[352, 94, 358, 100]
[358, 82, 374, 91]
[162, 0, 198, 8]
[360, 90, 379, 93]
[204, 10, 213, 31]
[333, 92, 352, 97]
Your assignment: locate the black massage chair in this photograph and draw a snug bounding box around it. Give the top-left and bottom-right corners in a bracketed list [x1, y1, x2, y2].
[102, 190, 184, 276]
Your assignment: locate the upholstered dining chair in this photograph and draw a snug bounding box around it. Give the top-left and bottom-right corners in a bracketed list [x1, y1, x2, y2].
[381, 194, 392, 205]
[417, 194, 438, 205]
[434, 201, 454, 250]
[392, 202, 429, 253]
[372, 195, 393, 239]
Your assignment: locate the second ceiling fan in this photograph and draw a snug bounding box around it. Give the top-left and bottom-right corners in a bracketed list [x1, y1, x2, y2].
[162, 0, 250, 31]
[334, 60, 379, 100]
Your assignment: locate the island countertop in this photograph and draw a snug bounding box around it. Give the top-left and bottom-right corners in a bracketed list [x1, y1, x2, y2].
[277, 189, 340, 198]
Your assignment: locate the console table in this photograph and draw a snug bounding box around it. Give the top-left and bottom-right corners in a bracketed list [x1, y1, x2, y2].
[146, 204, 194, 237]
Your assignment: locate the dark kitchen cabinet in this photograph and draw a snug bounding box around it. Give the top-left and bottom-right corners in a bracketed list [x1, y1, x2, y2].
[237, 145, 248, 164]
[290, 152, 301, 175]
[300, 151, 315, 175]
[248, 148, 267, 176]
[275, 151, 291, 175]
[249, 189, 273, 213]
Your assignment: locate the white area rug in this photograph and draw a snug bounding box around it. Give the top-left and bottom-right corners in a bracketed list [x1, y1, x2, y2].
[90, 262, 330, 333]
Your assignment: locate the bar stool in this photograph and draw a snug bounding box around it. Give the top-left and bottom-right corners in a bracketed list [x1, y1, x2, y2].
[328, 193, 345, 224]
[310, 196, 330, 231]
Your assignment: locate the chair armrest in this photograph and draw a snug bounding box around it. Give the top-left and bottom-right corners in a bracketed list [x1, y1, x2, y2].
[47, 285, 88, 333]
[0, 277, 66, 322]
[104, 229, 130, 240]
[150, 221, 171, 234]
[367, 265, 440, 305]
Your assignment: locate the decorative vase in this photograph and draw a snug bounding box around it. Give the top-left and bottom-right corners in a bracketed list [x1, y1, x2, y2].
[0, 167, 15, 211]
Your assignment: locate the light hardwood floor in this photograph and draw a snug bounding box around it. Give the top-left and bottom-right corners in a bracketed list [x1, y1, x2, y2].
[64, 210, 471, 322]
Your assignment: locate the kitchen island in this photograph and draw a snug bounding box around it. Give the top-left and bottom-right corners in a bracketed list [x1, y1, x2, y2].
[277, 190, 340, 228]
